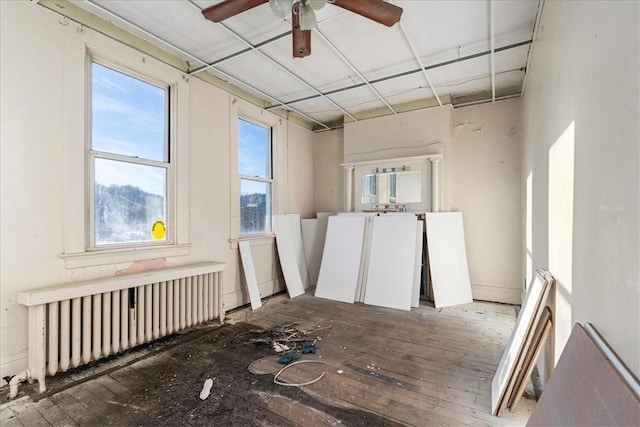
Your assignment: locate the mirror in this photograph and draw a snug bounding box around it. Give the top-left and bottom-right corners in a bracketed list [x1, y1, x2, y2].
[362, 170, 422, 204]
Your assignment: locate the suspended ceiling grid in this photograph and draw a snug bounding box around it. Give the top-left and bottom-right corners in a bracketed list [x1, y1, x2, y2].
[69, 0, 541, 131]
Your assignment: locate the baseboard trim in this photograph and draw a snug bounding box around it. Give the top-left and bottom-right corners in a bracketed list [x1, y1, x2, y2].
[471, 284, 522, 305]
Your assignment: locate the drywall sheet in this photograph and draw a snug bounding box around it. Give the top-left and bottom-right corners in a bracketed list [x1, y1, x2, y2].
[273, 214, 306, 298]
[424, 212, 473, 308]
[527, 324, 640, 426]
[238, 240, 262, 310]
[412, 220, 424, 308]
[301, 216, 329, 287]
[364, 215, 417, 311]
[491, 270, 552, 415]
[584, 323, 640, 397]
[315, 216, 366, 303]
[509, 307, 552, 412]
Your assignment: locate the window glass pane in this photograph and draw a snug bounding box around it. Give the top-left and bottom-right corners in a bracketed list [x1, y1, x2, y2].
[91, 62, 166, 162]
[94, 158, 167, 245]
[240, 179, 271, 234]
[238, 118, 269, 178]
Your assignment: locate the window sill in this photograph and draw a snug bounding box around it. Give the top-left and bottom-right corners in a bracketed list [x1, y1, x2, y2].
[228, 234, 275, 249]
[59, 243, 191, 269]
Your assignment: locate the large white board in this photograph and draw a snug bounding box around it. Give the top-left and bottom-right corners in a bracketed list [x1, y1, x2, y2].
[301, 215, 329, 288]
[363, 215, 417, 311]
[238, 240, 262, 310]
[315, 216, 366, 303]
[273, 214, 307, 298]
[424, 212, 473, 308]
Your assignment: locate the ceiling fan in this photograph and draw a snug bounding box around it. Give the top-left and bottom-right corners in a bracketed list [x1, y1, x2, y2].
[201, 0, 403, 58]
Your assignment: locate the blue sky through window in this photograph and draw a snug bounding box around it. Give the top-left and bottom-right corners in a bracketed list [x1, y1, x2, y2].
[238, 118, 270, 195]
[91, 62, 167, 196]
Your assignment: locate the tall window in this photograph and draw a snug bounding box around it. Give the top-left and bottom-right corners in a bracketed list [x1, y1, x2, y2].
[90, 62, 170, 247]
[238, 118, 272, 234]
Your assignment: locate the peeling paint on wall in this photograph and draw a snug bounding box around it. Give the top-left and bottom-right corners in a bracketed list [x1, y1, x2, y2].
[116, 258, 166, 276]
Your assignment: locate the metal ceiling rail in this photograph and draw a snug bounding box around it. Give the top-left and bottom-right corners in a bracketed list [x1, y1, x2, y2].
[521, 0, 545, 97]
[217, 21, 359, 122]
[490, 0, 496, 102]
[81, 0, 210, 68]
[397, 21, 442, 107]
[188, 30, 291, 74]
[81, 0, 329, 130]
[314, 28, 397, 115]
[266, 39, 532, 109]
[211, 68, 331, 129]
[185, 2, 359, 122]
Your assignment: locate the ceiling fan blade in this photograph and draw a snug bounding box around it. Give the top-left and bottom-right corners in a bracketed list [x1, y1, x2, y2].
[331, 0, 403, 27]
[309, 0, 327, 10]
[292, 3, 311, 58]
[269, 0, 294, 19]
[201, 0, 268, 22]
[298, 1, 317, 30]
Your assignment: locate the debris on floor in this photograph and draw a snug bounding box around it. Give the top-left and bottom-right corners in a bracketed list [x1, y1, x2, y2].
[199, 378, 213, 400]
[277, 351, 301, 365]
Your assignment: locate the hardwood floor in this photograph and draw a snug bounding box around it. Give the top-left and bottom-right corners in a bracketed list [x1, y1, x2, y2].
[1, 292, 535, 426]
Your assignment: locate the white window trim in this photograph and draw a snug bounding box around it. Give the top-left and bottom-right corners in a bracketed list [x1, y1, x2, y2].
[229, 98, 286, 248]
[88, 60, 172, 248]
[59, 32, 190, 268]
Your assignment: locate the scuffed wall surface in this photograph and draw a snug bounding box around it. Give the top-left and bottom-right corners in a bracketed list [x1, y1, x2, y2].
[521, 1, 639, 378]
[314, 129, 344, 213]
[452, 99, 522, 304]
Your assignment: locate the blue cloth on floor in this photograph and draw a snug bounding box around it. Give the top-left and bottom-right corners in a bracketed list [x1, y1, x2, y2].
[278, 351, 300, 364]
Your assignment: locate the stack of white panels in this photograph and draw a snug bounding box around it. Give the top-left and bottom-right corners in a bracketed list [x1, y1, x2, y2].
[315, 213, 422, 311]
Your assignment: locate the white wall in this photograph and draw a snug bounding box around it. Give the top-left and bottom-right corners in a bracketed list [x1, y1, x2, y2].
[451, 99, 522, 304]
[341, 105, 522, 304]
[0, 1, 316, 383]
[521, 1, 639, 379]
[314, 129, 344, 213]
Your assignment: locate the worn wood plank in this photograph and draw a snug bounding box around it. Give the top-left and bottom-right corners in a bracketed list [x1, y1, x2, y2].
[22, 292, 534, 426]
[34, 398, 78, 427]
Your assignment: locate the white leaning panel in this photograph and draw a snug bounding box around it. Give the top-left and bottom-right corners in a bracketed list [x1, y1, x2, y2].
[425, 212, 473, 309]
[364, 214, 417, 311]
[238, 240, 262, 310]
[273, 214, 306, 298]
[315, 216, 367, 303]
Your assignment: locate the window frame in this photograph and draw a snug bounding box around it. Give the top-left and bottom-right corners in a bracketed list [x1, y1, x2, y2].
[58, 37, 191, 269]
[229, 99, 284, 244]
[87, 58, 174, 250]
[238, 117, 274, 236]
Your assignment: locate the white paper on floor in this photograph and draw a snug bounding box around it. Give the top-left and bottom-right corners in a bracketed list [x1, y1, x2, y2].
[199, 378, 213, 400]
